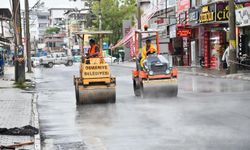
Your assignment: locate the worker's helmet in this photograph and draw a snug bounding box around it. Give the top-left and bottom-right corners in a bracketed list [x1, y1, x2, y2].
[146, 39, 151, 43]
[144, 24, 149, 31]
[89, 39, 96, 44]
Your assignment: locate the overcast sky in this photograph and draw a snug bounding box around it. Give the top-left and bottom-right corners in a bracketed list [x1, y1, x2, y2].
[1, 0, 85, 9]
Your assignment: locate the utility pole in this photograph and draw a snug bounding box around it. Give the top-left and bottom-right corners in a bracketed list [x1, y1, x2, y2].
[25, 0, 32, 72]
[98, 0, 102, 30]
[12, 0, 25, 84]
[1, 19, 4, 37]
[137, 0, 142, 48]
[228, 0, 237, 74]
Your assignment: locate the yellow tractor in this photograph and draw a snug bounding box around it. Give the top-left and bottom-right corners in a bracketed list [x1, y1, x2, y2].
[73, 31, 116, 104]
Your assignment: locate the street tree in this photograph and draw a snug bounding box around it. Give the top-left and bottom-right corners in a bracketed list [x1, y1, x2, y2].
[45, 27, 60, 34]
[91, 0, 136, 44]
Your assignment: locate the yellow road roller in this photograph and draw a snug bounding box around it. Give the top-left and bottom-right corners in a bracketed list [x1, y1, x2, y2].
[73, 31, 116, 104]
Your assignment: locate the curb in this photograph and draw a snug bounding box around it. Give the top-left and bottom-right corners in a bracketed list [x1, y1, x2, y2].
[32, 94, 41, 150]
[110, 64, 250, 81]
[179, 71, 250, 81]
[110, 63, 134, 69]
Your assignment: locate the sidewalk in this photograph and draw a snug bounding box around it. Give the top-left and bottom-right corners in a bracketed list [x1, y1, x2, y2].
[178, 66, 250, 81]
[110, 61, 135, 68]
[0, 66, 40, 150]
[112, 61, 250, 81]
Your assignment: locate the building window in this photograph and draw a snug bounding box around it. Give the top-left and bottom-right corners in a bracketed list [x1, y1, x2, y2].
[38, 16, 47, 19]
[39, 23, 47, 28]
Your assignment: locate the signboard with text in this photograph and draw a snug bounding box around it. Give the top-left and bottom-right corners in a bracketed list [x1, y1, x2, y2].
[236, 6, 250, 27]
[216, 2, 244, 21]
[177, 0, 190, 14]
[169, 25, 177, 38]
[189, 8, 199, 25]
[177, 29, 192, 37]
[199, 4, 216, 23]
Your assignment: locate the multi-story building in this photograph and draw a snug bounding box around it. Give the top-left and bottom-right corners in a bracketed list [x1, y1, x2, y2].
[0, 8, 13, 55]
[174, 0, 250, 69]
[64, 9, 90, 50]
[44, 33, 66, 52]
[133, 0, 177, 63]
[29, 7, 50, 50]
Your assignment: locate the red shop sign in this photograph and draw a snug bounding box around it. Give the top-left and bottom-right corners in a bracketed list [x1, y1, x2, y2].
[177, 29, 192, 37]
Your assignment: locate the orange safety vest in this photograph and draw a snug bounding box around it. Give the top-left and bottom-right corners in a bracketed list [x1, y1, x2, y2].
[88, 44, 100, 57]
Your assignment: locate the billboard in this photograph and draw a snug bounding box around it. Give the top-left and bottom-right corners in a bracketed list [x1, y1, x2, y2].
[176, 0, 190, 14]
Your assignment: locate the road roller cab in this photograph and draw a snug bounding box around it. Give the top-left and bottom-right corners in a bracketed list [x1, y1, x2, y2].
[132, 29, 178, 98]
[73, 31, 116, 104]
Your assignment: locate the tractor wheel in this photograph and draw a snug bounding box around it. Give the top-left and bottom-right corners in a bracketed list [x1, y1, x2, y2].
[48, 62, 54, 68]
[133, 77, 141, 97]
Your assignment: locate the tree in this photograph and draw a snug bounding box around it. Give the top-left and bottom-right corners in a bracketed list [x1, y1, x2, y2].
[45, 27, 60, 34]
[91, 0, 136, 44]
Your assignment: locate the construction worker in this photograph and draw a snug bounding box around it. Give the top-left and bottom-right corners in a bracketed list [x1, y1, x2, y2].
[140, 39, 157, 68]
[86, 39, 100, 58]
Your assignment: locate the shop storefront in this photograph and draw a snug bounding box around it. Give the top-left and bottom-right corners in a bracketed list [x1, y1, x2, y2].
[188, 8, 199, 66]
[174, 0, 190, 66]
[236, 6, 250, 58]
[196, 2, 250, 69]
[198, 3, 228, 69]
[236, 6, 250, 68]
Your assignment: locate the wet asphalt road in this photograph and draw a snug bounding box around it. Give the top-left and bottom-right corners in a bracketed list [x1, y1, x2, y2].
[34, 63, 250, 150]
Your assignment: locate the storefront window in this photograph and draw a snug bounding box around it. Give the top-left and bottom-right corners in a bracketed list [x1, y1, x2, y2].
[210, 31, 225, 69]
[243, 26, 250, 57]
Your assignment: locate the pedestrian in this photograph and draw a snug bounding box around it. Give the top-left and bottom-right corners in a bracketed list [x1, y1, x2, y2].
[119, 53, 122, 63]
[0, 53, 4, 75]
[121, 52, 124, 62]
[222, 42, 229, 69]
[12, 55, 15, 65]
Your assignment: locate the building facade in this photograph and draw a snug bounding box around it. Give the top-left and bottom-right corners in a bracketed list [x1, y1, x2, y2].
[172, 0, 250, 69]
[29, 8, 50, 43]
[44, 33, 66, 52]
[236, 5, 250, 61]
[0, 8, 13, 60]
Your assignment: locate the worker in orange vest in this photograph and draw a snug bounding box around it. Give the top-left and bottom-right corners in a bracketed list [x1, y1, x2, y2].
[140, 39, 157, 67]
[87, 39, 100, 58]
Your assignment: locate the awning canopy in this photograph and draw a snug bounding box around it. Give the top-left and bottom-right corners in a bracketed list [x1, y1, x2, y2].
[0, 9, 12, 21]
[73, 30, 113, 35]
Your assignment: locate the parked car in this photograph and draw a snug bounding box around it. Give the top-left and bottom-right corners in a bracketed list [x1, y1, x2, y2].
[73, 55, 81, 63]
[31, 57, 41, 67]
[40, 53, 73, 68]
[104, 53, 118, 63]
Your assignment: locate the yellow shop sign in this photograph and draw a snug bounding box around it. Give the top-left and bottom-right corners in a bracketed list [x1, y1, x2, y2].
[200, 12, 214, 23]
[199, 4, 215, 23]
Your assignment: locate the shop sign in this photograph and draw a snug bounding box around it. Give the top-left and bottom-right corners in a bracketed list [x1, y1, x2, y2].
[216, 2, 244, 21]
[238, 34, 245, 57]
[199, 4, 216, 23]
[177, 0, 190, 14]
[236, 0, 250, 2]
[179, 12, 187, 24]
[189, 9, 199, 25]
[169, 25, 176, 38]
[177, 29, 191, 37]
[236, 6, 250, 27]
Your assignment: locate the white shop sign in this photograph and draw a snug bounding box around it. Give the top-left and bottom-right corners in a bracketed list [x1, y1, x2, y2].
[169, 25, 176, 38]
[236, 7, 250, 27]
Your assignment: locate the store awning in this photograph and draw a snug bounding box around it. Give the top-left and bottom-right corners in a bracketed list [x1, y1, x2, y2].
[0, 36, 11, 43]
[0, 9, 12, 21]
